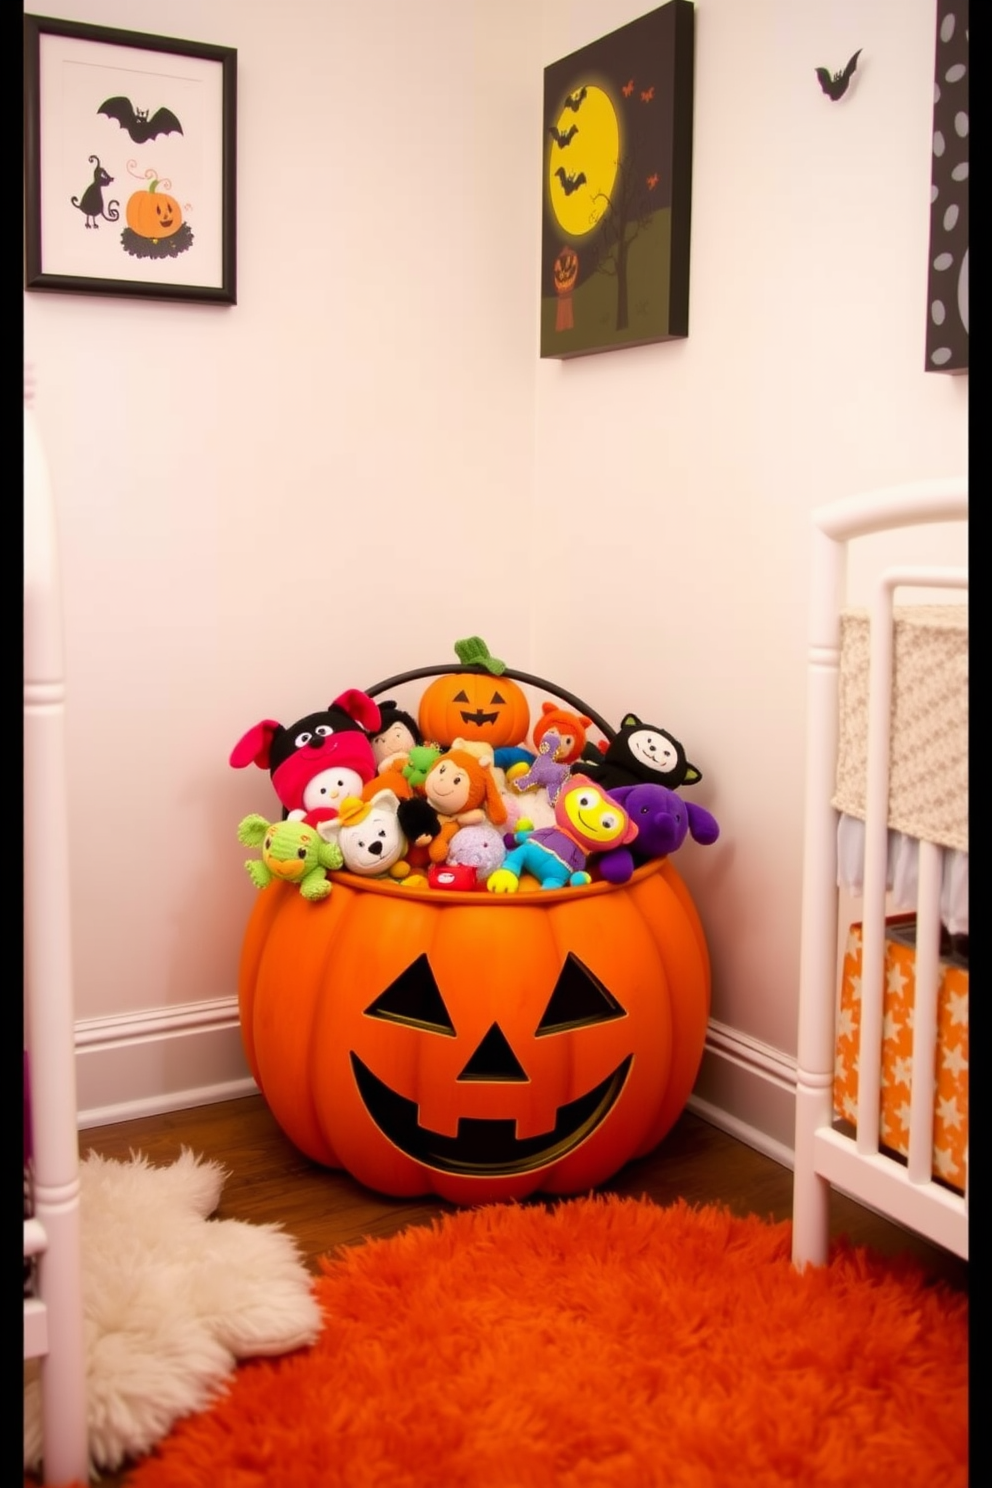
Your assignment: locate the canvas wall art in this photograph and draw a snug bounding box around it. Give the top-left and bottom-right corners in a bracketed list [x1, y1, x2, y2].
[540, 0, 695, 360]
[924, 0, 968, 372]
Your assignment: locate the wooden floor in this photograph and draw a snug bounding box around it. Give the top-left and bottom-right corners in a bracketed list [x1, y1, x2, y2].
[31, 1095, 968, 1487]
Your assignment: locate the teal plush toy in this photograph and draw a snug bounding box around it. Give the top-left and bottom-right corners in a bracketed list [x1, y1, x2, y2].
[237, 814, 344, 901]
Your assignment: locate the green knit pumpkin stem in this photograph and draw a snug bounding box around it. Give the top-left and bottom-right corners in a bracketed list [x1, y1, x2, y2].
[453, 636, 505, 675]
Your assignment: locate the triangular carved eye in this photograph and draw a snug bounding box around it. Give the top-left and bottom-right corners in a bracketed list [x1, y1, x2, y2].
[535, 953, 626, 1036]
[457, 1024, 528, 1083]
[491, 690, 506, 704]
[364, 954, 455, 1035]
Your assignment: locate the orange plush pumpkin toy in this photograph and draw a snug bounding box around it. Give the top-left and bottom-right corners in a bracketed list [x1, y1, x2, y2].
[417, 637, 530, 751]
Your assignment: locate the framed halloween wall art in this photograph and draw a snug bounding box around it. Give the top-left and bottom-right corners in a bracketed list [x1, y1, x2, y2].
[540, 0, 695, 360]
[23, 14, 237, 305]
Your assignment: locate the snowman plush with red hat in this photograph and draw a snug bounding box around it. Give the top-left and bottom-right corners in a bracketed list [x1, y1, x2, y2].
[230, 689, 381, 827]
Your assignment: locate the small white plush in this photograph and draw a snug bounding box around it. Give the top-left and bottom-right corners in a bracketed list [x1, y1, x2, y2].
[318, 789, 411, 877]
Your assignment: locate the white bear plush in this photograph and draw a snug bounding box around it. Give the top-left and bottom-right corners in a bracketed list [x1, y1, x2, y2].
[317, 789, 412, 878]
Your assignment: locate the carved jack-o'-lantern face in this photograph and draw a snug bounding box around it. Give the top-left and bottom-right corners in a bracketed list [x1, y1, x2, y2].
[418, 670, 530, 750]
[125, 180, 184, 240]
[238, 864, 711, 1204]
[351, 949, 631, 1177]
[554, 247, 579, 294]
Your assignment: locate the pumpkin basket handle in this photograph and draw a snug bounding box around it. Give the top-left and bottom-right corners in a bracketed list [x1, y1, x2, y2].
[362, 665, 617, 743]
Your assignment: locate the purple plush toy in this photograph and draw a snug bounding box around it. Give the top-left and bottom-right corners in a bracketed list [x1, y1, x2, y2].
[596, 782, 719, 885]
[507, 729, 571, 806]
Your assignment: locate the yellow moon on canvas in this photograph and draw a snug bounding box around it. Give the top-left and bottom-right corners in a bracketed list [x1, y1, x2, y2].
[548, 84, 619, 238]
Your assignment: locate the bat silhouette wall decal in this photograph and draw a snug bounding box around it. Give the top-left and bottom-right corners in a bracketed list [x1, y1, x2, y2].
[98, 96, 184, 142]
[563, 86, 587, 112]
[549, 124, 579, 147]
[554, 167, 587, 196]
[815, 49, 861, 100]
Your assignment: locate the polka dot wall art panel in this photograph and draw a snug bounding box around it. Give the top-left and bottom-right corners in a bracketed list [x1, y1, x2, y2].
[539, 0, 695, 360]
[926, 0, 968, 373]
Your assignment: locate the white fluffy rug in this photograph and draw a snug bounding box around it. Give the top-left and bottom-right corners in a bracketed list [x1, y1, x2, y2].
[24, 1148, 322, 1475]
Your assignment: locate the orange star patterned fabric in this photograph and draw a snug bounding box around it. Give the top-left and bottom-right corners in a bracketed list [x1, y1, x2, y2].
[833, 915, 968, 1194]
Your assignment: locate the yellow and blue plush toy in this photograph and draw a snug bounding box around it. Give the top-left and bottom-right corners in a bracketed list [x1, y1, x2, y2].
[487, 775, 638, 893]
[237, 815, 343, 901]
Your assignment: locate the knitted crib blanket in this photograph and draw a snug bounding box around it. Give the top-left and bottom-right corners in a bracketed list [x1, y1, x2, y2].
[831, 604, 968, 853]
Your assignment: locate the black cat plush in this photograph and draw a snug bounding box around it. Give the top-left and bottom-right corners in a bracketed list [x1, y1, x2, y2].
[574, 713, 701, 793]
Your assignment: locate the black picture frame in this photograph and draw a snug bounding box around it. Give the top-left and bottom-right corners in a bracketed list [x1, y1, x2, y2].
[24, 14, 237, 305]
[924, 0, 968, 373]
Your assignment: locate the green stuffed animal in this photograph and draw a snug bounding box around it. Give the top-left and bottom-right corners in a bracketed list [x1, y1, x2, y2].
[402, 744, 442, 789]
[237, 814, 343, 901]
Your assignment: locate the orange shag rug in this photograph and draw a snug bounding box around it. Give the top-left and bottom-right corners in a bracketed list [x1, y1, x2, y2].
[120, 1196, 967, 1488]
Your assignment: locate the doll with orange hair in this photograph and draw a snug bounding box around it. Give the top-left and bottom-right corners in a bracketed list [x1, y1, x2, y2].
[416, 740, 508, 865]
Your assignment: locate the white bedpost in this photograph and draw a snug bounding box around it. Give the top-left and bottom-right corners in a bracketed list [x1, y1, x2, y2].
[24, 405, 89, 1484]
[792, 522, 843, 1270]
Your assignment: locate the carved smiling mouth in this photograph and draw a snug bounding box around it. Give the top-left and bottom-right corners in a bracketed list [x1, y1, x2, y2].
[459, 710, 498, 728]
[349, 1052, 632, 1176]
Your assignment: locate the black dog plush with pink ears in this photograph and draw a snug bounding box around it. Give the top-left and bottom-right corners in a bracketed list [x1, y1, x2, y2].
[230, 689, 381, 826]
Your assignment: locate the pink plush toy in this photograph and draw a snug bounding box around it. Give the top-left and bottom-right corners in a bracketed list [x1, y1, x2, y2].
[230, 690, 380, 826]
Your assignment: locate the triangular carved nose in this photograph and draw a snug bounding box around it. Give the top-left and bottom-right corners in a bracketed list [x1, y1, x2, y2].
[457, 1023, 528, 1082]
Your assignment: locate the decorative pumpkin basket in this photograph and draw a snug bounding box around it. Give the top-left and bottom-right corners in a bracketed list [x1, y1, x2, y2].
[236, 649, 713, 1205]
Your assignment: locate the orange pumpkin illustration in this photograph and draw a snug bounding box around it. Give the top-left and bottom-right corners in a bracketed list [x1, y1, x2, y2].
[554, 246, 579, 331]
[554, 247, 579, 293]
[125, 180, 183, 241]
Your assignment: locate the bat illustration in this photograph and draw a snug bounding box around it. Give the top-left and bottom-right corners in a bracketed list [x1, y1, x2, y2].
[548, 124, 578, 147]
[554, 167, 587, 196]
[622, 79, 635, 98]
[641, 86, 655, 103]
[563, 86, 587, 112]
[646, 173, 659, 191]
[98, 96, 184, 143]
[815, 49, 861, 100]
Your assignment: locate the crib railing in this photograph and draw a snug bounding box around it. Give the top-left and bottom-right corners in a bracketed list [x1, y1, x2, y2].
[791, 478, 968, 1270]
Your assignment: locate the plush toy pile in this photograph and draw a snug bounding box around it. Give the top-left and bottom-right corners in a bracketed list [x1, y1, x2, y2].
[231, 636, 719, 897]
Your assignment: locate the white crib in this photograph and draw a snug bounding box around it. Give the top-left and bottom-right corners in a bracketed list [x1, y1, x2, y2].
[791, 477, 968, 1270]
[24, 404, 90, 1483]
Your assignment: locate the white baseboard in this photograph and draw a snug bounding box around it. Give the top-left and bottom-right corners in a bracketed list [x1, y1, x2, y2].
[687, 1018, 797, 1168]
[74, 997, 257, 1129]
[72, 1000, 799, 1166]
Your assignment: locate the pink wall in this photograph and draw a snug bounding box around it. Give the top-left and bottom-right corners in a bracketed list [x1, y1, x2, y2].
[25, 0, 966, 1124]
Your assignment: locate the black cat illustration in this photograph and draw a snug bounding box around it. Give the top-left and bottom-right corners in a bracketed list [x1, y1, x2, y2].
[71, 155, 121, 228]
